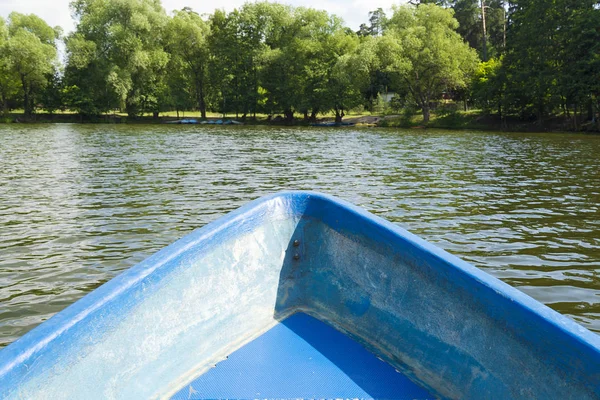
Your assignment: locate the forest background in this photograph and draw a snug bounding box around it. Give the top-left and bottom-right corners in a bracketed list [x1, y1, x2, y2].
[0, 0, 599, 131]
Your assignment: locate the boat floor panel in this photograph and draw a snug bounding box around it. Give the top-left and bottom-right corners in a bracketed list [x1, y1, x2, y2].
[171, 312, 433, 399]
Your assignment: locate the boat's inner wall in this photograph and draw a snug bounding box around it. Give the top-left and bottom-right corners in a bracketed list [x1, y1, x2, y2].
[292, 196, 599, 399]
[0, 197, 305, 399]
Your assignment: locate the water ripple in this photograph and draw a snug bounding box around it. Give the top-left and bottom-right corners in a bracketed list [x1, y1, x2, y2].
[1, 125, 599, 346]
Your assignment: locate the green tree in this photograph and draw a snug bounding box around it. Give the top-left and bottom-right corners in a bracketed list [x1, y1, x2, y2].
[0, 17, 20, 116]
[355, 9, 393, 110]
[246, 2, 292, 118]
[63, 32, 118, 115]
[501, 0, 563, 123]
[207, 9, 231, 116]
[326, 38, 369, 123]
[423, 1, 507, 61]
[290, 8, 356, 121]
[552, 0, 600, 129]
[159, 42, 195, 117]
[357, 24, 371, 37]
[40, 69, 64, 114]
[370, 8, 388, 35]
[340, 35, 386, 115]
[385, 4, 479, 122]
[257, 6, 359, 121]
[451, 0, 482, 52]
[67, 0, 169, 117]
[5, 12, 60, 117]
[165, 8, 211, 118]
[209, 2, 290, 118]
[357, 8, 387, 37]
[258, 4, 310, 120]
[471, 58, 503, 115]
[7, 12, 61, 45]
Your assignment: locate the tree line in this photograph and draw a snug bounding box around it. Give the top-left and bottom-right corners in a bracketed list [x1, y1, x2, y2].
[0, 0, 598, 127]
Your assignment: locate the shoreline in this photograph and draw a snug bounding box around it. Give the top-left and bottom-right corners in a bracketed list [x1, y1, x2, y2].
[1, 113, 599, 134]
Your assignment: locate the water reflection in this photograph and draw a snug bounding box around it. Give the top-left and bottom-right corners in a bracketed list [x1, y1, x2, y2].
[1, 124, 599, 347]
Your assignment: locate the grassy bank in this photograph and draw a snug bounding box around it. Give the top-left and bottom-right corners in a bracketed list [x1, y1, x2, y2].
[2, 109, 598, 133]
[378, 110, 600, 133]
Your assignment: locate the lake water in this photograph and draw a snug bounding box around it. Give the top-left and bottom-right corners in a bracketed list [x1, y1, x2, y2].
[1, 124, 599, 347]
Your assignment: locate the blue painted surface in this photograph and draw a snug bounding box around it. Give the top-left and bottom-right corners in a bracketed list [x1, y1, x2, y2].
[310, 121, 355, 127]
[172, 312, 433, 400]
[0, 191, 599, 399]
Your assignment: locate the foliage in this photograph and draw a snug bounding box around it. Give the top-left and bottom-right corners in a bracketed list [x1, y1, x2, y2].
[67, 0, 169, 117]
[471, 58, 503, 114]
[0, 17, 20, 116]
[302, 12, 360, 121]
[501, 0, 600, 126]
[164, 8, 210, 117]
[357, 8, 387, 37]
[40, 69, 64, 114]
[3, 13, 60, 117]
[385, 4, 479, 122]
[0, 0, 598, 129]
[449, 0, 506, 61]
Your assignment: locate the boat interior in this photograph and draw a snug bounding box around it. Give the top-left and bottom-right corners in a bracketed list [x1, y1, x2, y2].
[1, 192, 598, 399]
[171, 312, 433, 399]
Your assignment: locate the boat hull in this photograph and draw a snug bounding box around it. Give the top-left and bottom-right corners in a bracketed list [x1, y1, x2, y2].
[0, 191, 599, 399]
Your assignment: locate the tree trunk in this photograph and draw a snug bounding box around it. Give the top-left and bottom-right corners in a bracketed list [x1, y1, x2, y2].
[335, 108, 344, 124]
[537, 99, 544, 127]
[199, 89, 206, 119]
[502, 5, 506, 49]
[303, 110, 308, 121]
[21, 75, 31, 118]
[127, 106, 137, 118]
[195, 72, 207, 120]
[422, 104, 430, 123]
[1, 93, 7, 117]
[126, 93, 138, 118]
[596, 100, 600, 131]
[284, 109, 294, 122]
[481, 0, 488, 62]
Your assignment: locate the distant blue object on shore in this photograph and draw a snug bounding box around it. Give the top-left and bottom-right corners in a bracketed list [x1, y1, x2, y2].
[167, 119, 243, 125]
[0, 191, 599, 399]
[310, 121, 355, 127]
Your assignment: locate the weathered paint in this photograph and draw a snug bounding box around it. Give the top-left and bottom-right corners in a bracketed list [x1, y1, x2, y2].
[0, 192, 599, 399]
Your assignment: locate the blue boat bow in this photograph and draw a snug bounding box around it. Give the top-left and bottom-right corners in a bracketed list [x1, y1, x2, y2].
[0, 191, 598, 399]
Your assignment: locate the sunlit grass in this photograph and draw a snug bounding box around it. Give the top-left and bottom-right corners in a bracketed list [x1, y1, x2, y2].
[6, 109, 379, 119]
